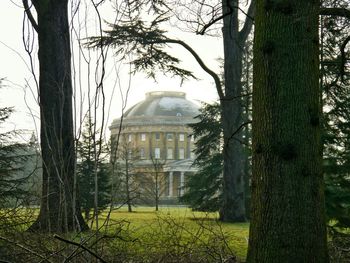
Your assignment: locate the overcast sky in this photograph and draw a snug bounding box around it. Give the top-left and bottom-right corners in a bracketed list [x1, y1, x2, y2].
[0, 0, 223, 141]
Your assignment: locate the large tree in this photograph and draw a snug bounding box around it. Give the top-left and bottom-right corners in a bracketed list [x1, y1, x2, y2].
[247, 1, 328, 261]
[23, 0, 87, 232]
[219, 0, 254, 222]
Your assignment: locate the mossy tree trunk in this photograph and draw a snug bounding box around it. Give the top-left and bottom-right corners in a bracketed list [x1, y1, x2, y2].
[27, 0, 88, 233]
[247, 0, 328, 262]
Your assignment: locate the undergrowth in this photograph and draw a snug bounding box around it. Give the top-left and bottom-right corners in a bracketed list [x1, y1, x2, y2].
[0, 207, 249, 262]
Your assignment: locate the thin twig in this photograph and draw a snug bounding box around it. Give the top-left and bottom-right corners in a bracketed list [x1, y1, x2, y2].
[225, 121, 252, 148]
[53, 234, 108, 263]
[0, 236, 53, 263]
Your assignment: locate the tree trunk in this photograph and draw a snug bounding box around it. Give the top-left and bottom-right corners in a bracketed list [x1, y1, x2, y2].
[125, 158, 132, 212]
[28, 0, 88, 233]
[85, 209, 90, 221]
[155, 172, 159, 211]
[247, 1, 328, 262]
[219, 0, 246, 222]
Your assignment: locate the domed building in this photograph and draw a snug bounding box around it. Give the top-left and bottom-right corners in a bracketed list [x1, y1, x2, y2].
[109, 91, 199, 204]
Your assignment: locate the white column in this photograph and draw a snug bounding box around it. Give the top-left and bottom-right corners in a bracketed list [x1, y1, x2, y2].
[168, 171, 173, 197]
[180, 172, 185, 196]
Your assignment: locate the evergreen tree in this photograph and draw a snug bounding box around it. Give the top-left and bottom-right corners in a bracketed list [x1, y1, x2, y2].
[321, 0, 350, 229]
[180, 103, 223, 212]
[77, 118, 110, 220]
[0, 78, 41, 211]
[181, 42, 253, 213]
[0, 104, 28, 207]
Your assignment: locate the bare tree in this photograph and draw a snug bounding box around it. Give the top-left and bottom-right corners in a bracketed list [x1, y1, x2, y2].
[139, 156, 167, 211]
[115, 135, 141, 212]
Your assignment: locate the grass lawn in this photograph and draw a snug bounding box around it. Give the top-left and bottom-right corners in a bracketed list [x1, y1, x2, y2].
[0, 206, 249, 262]
[92, 206, 250, 261]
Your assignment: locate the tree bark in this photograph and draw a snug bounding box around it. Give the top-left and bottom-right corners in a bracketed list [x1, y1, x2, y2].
[247, 0, 328, 262]
[219, 0, 252, 222]
[27, 0, 88, 233]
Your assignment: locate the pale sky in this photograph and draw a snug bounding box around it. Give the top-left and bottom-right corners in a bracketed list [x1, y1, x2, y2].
[0, 0, 223, 141]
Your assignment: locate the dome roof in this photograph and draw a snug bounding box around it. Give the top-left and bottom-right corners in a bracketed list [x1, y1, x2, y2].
[110, 91, 200, 129]
[124, 91, 199, 118]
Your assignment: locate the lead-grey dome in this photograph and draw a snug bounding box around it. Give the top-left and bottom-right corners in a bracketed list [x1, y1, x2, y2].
[110, 91, 199, 129]
[125, 91, 199, 118]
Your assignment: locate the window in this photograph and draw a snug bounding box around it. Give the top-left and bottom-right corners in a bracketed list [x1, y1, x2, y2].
[179, 133, 185, 142]
[128, 134, 132, 142]
[190, 135, 195, 142]
[155, 132, 160, 140]
[141, 133, 146, 141]
[140, 148, 145, 159]
[179, 148, 185, 159]
[155, 148, 161, 159]
[167, 133, 173, 141]
[167, 148, 173, 159]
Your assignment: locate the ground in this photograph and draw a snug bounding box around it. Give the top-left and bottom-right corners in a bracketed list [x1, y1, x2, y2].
[0, 206, 249, 262]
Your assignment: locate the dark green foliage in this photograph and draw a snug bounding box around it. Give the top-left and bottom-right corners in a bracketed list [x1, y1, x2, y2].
[325, 173, 350, 228]
[0, 85, 32, 207]
[180, 103, 223, 211]
[190, 103, 222, 161]
[87, 18, 195, 81]
[321, 0, 350, 229]
[77, 118, 110, 219]
[180, 41, 253, 212]
[181, 153, 223, 212]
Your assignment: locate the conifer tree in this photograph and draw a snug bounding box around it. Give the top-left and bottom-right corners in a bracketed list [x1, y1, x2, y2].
[321, 0, 350, 229]
[180, 103, 223, 212]
[77, 118, 110, 220]
[0, 99, 28, 207]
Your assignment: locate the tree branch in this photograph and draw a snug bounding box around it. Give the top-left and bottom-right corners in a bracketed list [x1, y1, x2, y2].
[239, 0, 255, 43]
[320, 7, 350, 19]
[225, 120, 252, 148]
[162, 39, 224, 99]
[90, 21, 224, 98]
[53, 234, 108, 263]
[0, 236, 53, 263]
[22, 0, 38, 33]
[340, 35, 350, 82]
[198, 2, 254, 35]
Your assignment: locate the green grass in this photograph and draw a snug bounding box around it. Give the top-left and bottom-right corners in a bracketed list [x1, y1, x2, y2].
[91, 206, 250, 261]
[0, 206, 249, 262]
